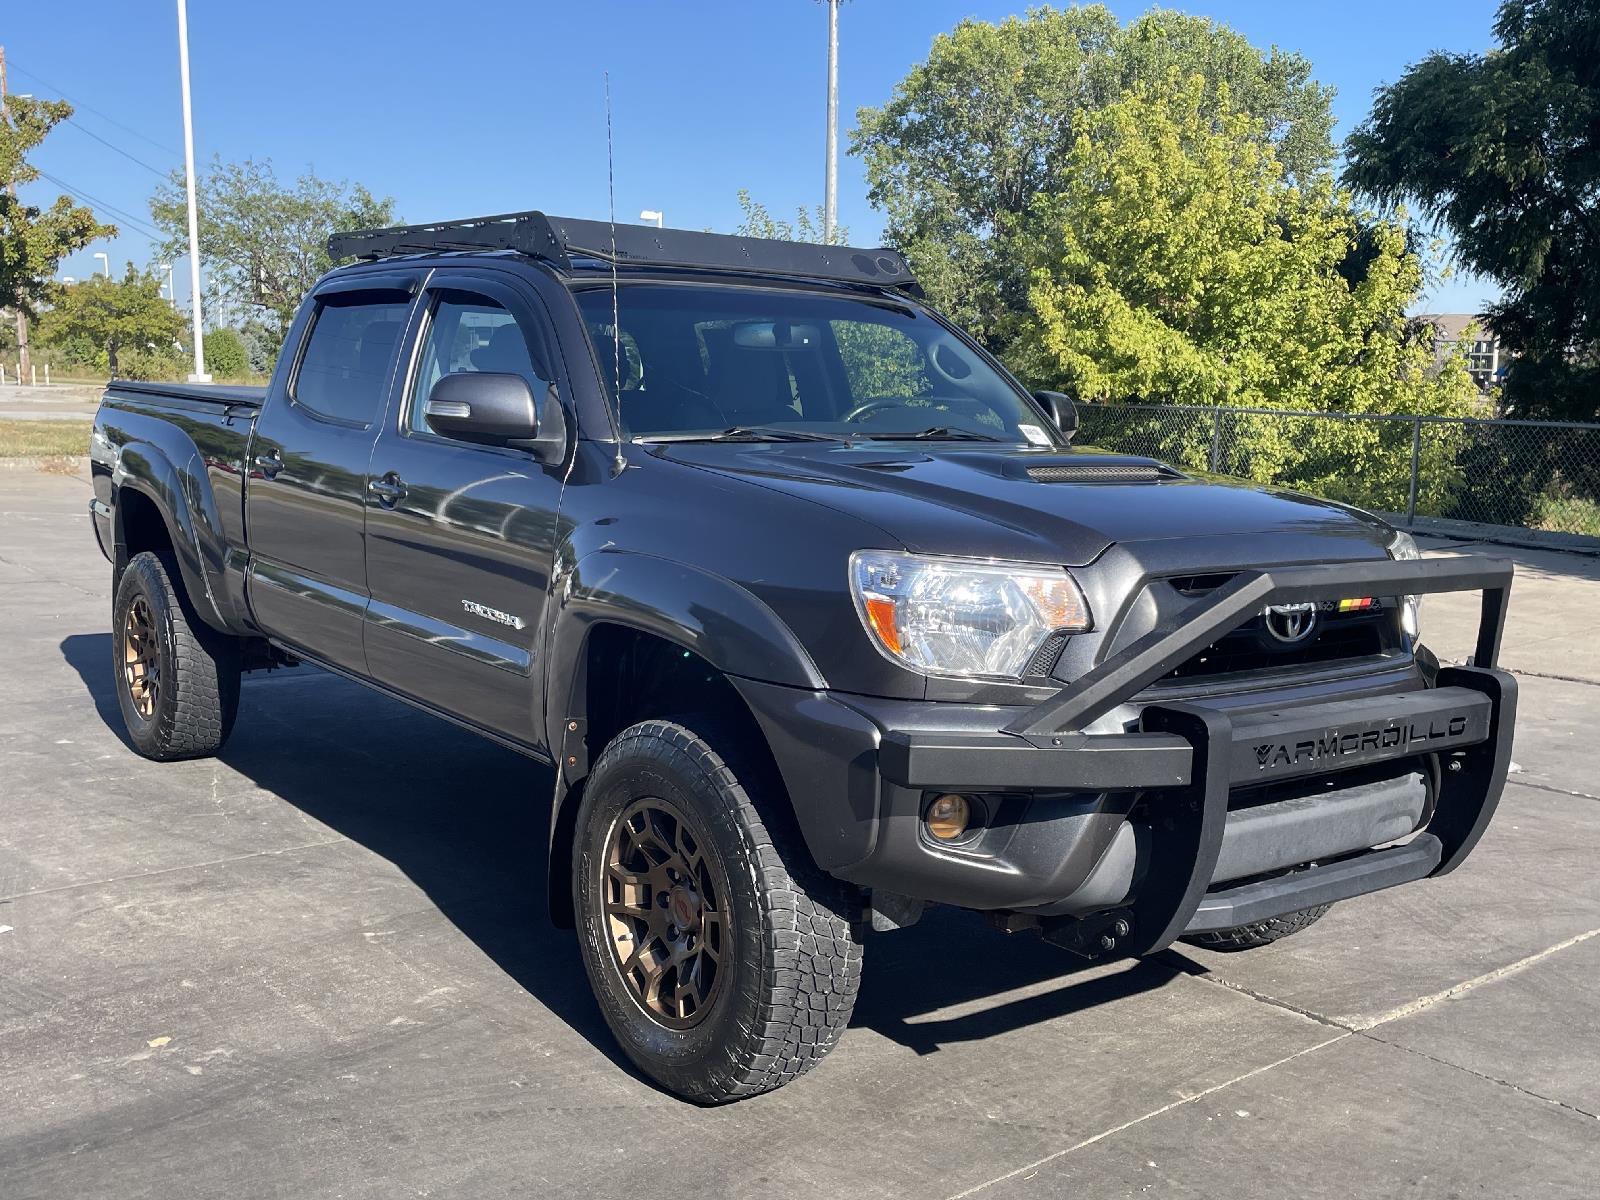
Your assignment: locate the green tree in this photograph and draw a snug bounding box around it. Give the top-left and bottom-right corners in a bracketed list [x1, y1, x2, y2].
[1, 95, 115, 375]
[1344, 0, 1600, 422]
[852, 5, 1336, 347]
[202, 328, 250, 378]
[1013, 75, 1478, 511]
[36, 266, 185, 378]
[150, 157, 396, 344]
[730, 189, 846, 244]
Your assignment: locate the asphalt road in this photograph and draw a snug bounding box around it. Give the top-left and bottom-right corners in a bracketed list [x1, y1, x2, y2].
[2, 469, 1597, 1199]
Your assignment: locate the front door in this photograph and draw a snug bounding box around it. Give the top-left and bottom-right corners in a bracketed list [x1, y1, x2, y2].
[245, 274, 419, 672]
[362, 270, 567, 748]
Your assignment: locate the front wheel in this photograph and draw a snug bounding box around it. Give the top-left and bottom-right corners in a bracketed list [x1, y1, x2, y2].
[573, 719, 863, 1103]
[112, 550, 240, 761]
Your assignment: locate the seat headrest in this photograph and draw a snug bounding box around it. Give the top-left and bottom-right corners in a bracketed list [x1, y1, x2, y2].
[471, 324, 532, 376]
[357, 320, 401, 375]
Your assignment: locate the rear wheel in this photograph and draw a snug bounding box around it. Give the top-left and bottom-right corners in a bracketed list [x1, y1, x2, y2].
[112, 550, 241, 760]
[1183, 903, 1332, 952]
[573, 718, 863, 1103]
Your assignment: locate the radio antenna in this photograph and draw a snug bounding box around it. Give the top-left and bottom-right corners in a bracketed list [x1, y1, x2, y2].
[604, 71, 626, 475]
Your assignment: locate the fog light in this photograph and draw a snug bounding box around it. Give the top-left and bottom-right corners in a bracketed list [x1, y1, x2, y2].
[925, 793, 971, 841]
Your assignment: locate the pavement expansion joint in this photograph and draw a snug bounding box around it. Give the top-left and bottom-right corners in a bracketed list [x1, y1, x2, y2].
[1509, 778, 1600, 803]
[0, 836, 349, 904]
[940, 1034, 1353, 1200]
[1357, 1030, 1600, 1122]
[1155, 951, 1353, 1031]
[1346, 926, 1600, 1031]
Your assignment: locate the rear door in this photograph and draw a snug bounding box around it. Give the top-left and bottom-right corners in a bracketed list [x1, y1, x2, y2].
[244, 273, 420, 671]
[362, 269, 567, 747]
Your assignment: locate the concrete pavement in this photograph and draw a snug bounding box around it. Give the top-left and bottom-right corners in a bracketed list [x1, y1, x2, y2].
[1, 468, 1596, 1199]
[0, 382, 100, 423]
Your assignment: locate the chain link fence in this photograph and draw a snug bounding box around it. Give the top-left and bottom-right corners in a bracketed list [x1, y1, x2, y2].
[1076, 403, 1600, 551]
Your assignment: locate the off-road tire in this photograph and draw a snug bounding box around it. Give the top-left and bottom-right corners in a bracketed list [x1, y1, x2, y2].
[112, 550, 241, 761]
[1183, 903, 1332, 952]
[573, 718, 863, 1103]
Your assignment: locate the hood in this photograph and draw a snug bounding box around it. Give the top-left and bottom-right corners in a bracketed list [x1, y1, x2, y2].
[650, 441, 1395, 566]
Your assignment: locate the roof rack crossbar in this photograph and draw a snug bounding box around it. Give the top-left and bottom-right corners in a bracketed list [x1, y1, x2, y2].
[328, 211, 568, 267]
[327, 209, 919, 291]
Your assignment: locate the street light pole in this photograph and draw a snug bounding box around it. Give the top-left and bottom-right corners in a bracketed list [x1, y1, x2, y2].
[639, 209, 664, 228]
[93, 252, 111, 278]
[823, 0, 839, 244]
[176, 0, 210, 381]
[0, 46, 31, 380]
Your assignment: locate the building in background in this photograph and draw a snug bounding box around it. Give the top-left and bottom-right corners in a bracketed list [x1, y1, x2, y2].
[1417, 313, 1503, 393]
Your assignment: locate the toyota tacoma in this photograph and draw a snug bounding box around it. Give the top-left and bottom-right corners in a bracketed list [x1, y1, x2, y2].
[88, 211, 1516, 1103]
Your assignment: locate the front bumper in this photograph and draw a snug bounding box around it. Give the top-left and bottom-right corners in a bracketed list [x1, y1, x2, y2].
[739, 555, 1516, 956]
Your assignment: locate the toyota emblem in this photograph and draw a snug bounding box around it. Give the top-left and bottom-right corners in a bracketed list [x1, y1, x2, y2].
[1263, 601, 1318, 644]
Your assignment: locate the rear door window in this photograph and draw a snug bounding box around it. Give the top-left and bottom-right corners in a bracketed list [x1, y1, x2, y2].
[292, 298, 412, 427]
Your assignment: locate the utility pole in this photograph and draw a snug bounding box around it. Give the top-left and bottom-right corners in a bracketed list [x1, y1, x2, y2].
[0, 46, 31, 383]
[176, 0, 209, 381]
[823, 0, 839, 244]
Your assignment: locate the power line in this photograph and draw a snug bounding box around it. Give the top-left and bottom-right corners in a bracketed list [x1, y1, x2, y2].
[32, 169, 165, 242]
[7, 59, 180, 157]
[65, 117, 172, 179]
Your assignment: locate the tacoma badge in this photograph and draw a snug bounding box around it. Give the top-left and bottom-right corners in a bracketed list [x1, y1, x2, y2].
[461, 600, 525, 631]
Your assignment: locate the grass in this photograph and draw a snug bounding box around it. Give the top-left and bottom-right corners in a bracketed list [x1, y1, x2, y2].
[1531, 492, 1600, 537]
[0, 419, 93, 458]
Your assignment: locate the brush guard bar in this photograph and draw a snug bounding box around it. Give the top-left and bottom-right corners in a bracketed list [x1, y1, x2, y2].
[880, 556, 1517, 954]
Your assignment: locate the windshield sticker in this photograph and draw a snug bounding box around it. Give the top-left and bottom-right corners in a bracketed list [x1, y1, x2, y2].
[1018, 424, 1051, 446]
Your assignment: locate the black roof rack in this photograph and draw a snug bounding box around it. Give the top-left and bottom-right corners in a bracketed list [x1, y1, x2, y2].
[327, 210, 919, 291]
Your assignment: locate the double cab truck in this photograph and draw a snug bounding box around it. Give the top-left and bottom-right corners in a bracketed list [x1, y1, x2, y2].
[90, 212, 1517, 1103]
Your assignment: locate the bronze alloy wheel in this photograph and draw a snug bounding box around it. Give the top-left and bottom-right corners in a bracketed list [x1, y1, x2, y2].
[123, 594, 160, 720]
[600, 796, 729, 1030]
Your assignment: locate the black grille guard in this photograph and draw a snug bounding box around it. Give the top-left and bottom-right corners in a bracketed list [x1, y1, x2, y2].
[879, 556, 1518, 955]
[1009, 555, 1511, 739]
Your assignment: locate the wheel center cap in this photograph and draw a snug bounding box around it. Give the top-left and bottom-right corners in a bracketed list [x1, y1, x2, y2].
[668, 887, 699, 930]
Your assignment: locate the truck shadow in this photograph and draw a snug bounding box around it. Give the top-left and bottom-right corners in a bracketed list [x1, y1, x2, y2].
[61, 633, 1174, 1071]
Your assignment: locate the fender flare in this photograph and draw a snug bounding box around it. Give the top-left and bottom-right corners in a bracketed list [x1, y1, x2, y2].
[112, 441, 234, 633]
[540, 547, 826, 924]
[545, 547, 825, 727]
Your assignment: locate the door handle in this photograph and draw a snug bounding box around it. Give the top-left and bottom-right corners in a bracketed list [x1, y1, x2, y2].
[368, 473, 408, 505]
[254, 450, 284, 478]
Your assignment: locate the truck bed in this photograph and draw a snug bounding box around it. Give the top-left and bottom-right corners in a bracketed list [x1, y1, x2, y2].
[106, 379, 267, 408]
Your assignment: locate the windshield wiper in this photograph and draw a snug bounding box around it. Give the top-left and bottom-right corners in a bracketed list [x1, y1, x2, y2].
[636, 425, 847, 444]
[856, 426, 1005, 442]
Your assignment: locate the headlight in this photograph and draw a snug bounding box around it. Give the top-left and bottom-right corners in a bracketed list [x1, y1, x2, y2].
[849, 551, 1092, 679]
[1386, 529, 1422, 640]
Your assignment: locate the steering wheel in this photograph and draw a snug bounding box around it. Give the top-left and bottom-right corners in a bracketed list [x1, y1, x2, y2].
[842, 398, 908, 424]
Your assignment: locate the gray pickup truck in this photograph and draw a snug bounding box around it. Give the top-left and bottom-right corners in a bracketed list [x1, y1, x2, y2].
[90, 212, 1516, 1103]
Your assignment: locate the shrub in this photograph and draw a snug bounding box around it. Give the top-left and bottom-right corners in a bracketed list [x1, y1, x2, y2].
[203, 329, 250, 379]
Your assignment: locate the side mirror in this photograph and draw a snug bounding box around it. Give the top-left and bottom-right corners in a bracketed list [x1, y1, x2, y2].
[425, 372, 539, 446]
[1032, 389, 1079, 443]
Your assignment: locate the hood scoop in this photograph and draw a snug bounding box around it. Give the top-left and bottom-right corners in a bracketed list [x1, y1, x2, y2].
[1026, 462, 1181, 483]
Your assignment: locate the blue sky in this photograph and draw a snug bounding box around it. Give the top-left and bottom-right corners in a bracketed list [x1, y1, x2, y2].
[11, 0, 1503, 316]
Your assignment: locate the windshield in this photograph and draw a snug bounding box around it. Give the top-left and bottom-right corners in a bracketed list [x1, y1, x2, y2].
[574, 283, 1059, 444]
